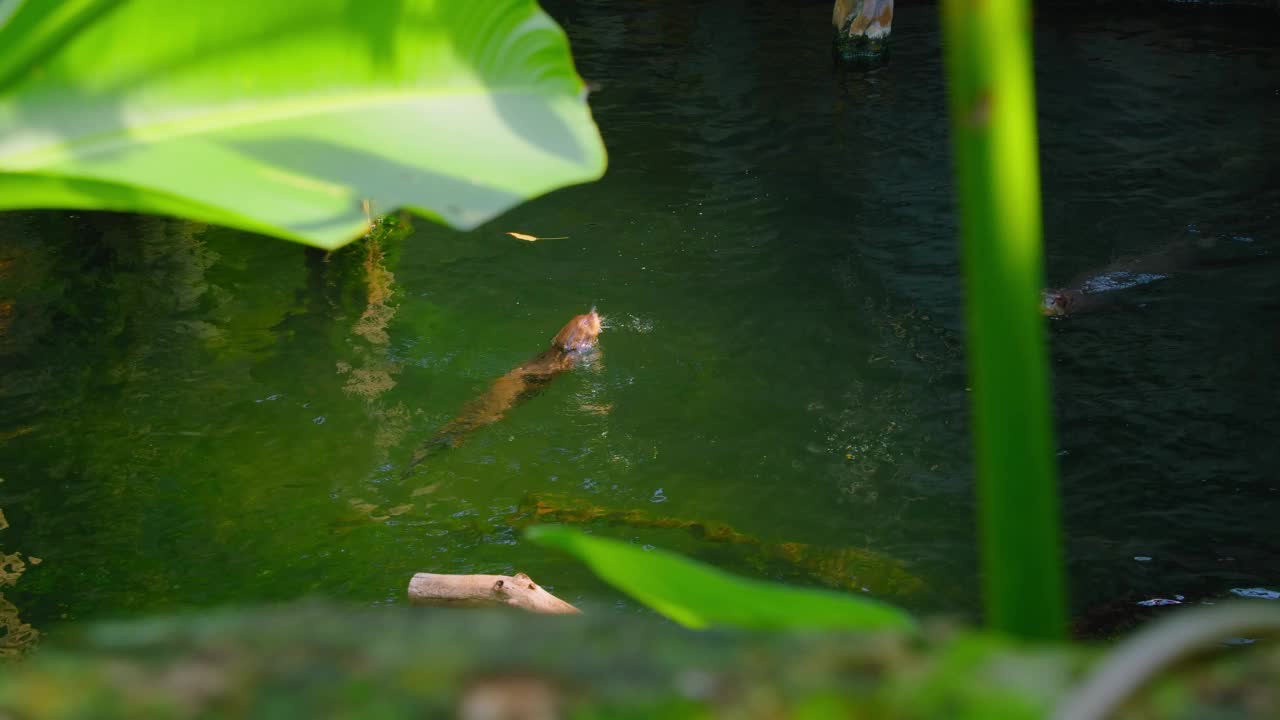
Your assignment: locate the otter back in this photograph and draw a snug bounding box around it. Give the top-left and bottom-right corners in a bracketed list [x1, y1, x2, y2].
[402, 310, 603, 475]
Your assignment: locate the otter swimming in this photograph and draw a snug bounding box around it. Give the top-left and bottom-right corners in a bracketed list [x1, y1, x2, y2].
[402, 309, 603, 475]
[1042, 235, 1265, 317]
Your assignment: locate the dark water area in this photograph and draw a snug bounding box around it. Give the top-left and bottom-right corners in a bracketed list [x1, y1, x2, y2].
[2, 1, 1278, 643]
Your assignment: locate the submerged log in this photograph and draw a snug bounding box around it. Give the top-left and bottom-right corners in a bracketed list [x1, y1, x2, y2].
[833, 0, 894, 65]
[408, 572, 580, 615]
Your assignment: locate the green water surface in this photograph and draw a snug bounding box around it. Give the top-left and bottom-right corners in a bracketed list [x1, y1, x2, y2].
[2, 1, 1278, 638]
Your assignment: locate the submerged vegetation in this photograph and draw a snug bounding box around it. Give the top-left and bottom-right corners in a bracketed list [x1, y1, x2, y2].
[0, 504, 39, 659]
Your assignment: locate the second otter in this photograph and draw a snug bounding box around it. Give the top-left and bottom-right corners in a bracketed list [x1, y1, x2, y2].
[403, 309, 604, 475]
[1042, 235, 1263, 317]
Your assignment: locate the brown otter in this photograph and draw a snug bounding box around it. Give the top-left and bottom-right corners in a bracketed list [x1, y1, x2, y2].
[1042, 235, 1265, 317]
[1041, 250, 1185, 317]
[402, 309, 604, 475]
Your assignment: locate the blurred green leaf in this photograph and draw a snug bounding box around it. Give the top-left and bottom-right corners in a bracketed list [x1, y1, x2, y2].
[527, 525, 916, 631]
[0, 0, 606, 250]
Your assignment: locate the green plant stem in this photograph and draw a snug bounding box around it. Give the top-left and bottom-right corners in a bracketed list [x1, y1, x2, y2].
[939, 0, 1065, 641]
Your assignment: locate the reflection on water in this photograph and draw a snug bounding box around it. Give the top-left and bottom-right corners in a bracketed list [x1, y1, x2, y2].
[335, 216, 417, 461]
[0, 2, 1278, 636]
[1078, 271, 1170, 295]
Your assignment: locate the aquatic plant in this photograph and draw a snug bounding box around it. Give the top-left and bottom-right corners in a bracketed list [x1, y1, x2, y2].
[0, 0, 606, 250]
[528, 525, 916, 632]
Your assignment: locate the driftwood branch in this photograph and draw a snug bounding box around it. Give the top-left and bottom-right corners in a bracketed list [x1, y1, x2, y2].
[407, 572, 580, 615]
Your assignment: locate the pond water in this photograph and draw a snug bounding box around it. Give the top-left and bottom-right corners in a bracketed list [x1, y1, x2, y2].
[2, 1, 1278, 640]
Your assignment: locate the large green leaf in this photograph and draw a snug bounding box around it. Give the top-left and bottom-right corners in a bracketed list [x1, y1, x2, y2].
[0, 0, 606, 249]
[527, 525, 917, 632]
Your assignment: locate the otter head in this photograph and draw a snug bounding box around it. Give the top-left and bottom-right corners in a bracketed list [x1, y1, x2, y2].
[1041, 289, 1074, 317]
[552, 307, 603, 353]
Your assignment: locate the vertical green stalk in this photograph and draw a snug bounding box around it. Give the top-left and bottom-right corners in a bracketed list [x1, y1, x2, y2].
[939, 0, 1065, 640]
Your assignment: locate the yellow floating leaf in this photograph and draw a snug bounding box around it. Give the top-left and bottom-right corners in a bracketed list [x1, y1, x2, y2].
[506, 231, 569, 242]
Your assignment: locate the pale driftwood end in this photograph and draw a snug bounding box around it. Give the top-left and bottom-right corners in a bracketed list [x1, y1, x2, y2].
[407, 572, 581, 615]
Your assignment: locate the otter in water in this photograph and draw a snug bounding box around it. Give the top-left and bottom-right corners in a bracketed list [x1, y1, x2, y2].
[1042, 235, 1264, 317]
[1041, 252, 1185, 317]
[402, 308, 604, 475]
